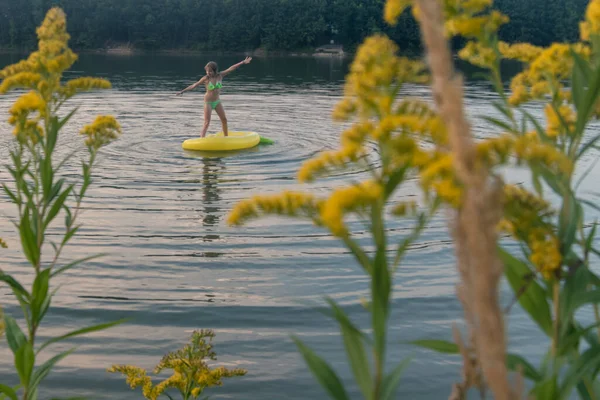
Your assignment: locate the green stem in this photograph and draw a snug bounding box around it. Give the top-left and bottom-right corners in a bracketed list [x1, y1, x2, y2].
[552, 281, 560, 356]
[371, 201, 388, 399]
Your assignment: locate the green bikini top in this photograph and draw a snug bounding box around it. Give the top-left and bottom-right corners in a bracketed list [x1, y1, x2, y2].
[207, 81, 223, 90]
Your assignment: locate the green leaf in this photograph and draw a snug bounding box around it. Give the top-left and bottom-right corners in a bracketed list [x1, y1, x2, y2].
[411, 339, 459, 354]
[325, 298, 371, 398]
[50, 253, 108, 278]
[482, 116, 516, 133]
[574, 62, 600, 146]
[47, 179, 65, 205]
[0, 271, 31, 302]
[0, 384, 18, 400]
[561, 321, 600, 355]
[571, 50, 592, 113]
[31, 269, 51, 325]
[292, 336, 350, 400]
[44, 185, 73, 229]
[381, 357, 411, 400]
[38, 318, 128, 353]
[20, 209, 40, 267]
[499, 247, 553, 336]
[384, 165, 408, 200]
[506, 354, 542, 382]
[15, 342, 34, 387]
[559, 193, 581, 256]
[2, 183, 20, 205]
[522, 109, 552, 144]
[30, 348, 75, 392]
[585, 221, 598, 256]
[61, 225, 80, 247]
[492, 100, 513, 121]
[57, 107, 79, 131]
[559, 345, 600, 399]
[46, 116, 60, 155]
[577, 133, 600, 161]
[537, 165, 565, 196]
[40, 155, 53, 202]
[4, 316, 27, 355]
[533, 377, 559, 399]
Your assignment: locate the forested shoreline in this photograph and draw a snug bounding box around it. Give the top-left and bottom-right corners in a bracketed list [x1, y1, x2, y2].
[0, 0, 590, 54]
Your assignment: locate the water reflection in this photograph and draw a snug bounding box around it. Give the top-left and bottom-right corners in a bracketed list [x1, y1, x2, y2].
[200, 156, 224, 228]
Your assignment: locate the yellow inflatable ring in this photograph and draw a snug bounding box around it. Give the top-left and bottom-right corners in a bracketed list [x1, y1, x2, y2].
[182, 131, 260, 151]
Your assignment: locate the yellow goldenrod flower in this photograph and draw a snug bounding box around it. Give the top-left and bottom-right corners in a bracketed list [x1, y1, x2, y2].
[80, 115, 121, 149]
[227, 191, 324, 226]
[320, 181, 383, 237]
[499, 42, 544, 63]
[446, 11, 508, 39]
[0, 72, 42, 94]
[110, 330, 246, 400]
[60, 77, 112, 99]
[581, 0, 600, 41]
[458, 41, 498, 69]
[384, 0, 412, 25]
[298, 145, 365, 183]
[529, 231, 562, 280]
[545, 103, 576, 138]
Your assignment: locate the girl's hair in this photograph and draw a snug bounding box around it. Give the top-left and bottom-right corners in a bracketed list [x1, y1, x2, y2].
[205, 61, 219, 76]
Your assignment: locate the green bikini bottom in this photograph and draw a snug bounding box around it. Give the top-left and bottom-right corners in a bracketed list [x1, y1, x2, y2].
[206, 99, 221, 110]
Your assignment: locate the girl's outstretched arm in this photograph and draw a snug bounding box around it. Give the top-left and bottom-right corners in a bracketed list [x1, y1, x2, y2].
[220, 57, 252, 77]
[177, 76, 207, 96]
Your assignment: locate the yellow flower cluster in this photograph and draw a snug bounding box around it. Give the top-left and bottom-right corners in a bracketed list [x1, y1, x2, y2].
[529, 230, 562, 280]
[109, 330, 246, 400]
[580, 0, 600, 41]
[227, 192, 324, 226]
[508, 43, 590, 106]
[0, 238, 6, 248]
[298, 142, 366, 183]
[384, 0, 412, 25]
[334, 35, 427, 123]
[80, 116, 122, 150]
[498, 184, 555, 240]
[498, 42, 544, 63]
[513, 132, 573, 175]
[0, 7, 117, 148]
[417, 152, 463, 207]
[59, 77, 112, 99]
[446, 11, 508, 39]
[475, 132, 572, 175]
[321, 181, 383, 237]
[458, 41, 499, 70]
[545, 104, 576, 138]
[8, 91, 46, 143]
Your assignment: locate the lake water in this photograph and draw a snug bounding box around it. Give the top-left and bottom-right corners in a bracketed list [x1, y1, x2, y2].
[0, 52, 599, 399]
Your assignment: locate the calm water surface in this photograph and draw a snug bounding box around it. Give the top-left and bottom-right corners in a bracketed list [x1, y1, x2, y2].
[1, 53, 600, 399]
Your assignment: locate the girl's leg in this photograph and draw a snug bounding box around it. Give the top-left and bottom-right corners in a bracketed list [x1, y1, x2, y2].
[215, 102, 228, 137]
[200, 103, 212, 137]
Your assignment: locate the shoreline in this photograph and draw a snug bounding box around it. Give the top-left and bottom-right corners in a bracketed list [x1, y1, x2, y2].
[0, 45, 353, 58]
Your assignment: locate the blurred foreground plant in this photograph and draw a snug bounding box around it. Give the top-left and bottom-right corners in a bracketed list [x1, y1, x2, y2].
[108, 330, 247, 400]
[230, 0, 600, 398]
[387, 0, 600, 398]
[0, 7, 123, 400]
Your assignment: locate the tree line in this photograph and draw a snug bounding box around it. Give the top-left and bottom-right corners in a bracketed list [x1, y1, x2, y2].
[0, 0, 590, 53]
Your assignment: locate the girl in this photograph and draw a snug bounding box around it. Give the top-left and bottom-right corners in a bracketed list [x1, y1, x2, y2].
[177, 57, 252, 137]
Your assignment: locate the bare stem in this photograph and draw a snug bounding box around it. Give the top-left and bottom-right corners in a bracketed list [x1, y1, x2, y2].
[415, 1, 516, 398]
